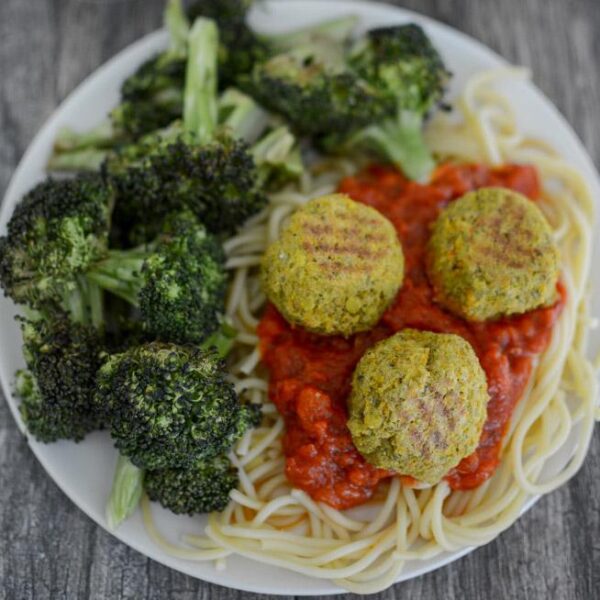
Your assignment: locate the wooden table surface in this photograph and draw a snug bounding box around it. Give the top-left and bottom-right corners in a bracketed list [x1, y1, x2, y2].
[1, 1, 599, 598]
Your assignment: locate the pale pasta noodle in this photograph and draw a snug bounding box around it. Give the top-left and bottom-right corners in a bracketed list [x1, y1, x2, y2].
[142, 68, 599, 593]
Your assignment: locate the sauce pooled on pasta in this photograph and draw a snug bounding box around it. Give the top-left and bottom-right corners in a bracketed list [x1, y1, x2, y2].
[258, 163, 565, 510]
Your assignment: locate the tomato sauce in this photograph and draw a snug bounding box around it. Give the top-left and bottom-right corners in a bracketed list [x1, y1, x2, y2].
[257, 163, 565, 509]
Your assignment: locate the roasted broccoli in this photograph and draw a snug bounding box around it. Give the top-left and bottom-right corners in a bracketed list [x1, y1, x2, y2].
[116, 56, 186, 138]
[15, 315, 106, 442]
[103, 322, 240, 528]
[145, 454, 238, 514]
[48, 55, 186, 170]
[96, 342, 261, 470]
[0, 175, 112, 324]
[346, 24, 449, 180]
[103, 22, 302, 243]
[240, 37, 386, 144]
[49, 0, 189, 166]
[105, 130, 267, 243]
[186, 0, 269, 88]
[242, 23, 448, 181]
[87, 211, 227, 345]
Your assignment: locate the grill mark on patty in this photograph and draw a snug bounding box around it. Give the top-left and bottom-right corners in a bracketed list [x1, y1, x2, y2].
[300, 220, 389, 244]
[316, 261, 378, 275]
[416, 397, 447, 453]
[439, 399, 457, 432]
[303, 224, 333, 236]
[409, 424, 431, 459]
[326, 212, 382, 227]
[475, 241, 536, 270]
[302, 241, 389, 260]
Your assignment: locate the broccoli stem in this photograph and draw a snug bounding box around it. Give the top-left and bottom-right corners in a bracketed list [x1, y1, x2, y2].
[183, 18, 219, 142]
[106, 454, 144, 530]
[47, 122, 121, 172]
[251, 126, 304, 185]
[60, 276, 105, 328]
[164, 0, 190, 57]
[87, 247, 152, 306]
[86, 249, 150, 307]
[62, 285, 88, 325]
[53, 122, 119, 153]
[354, 110, 435, 183]
[261, 15, 359, 51]
[47, 147, 110, 173]
[202, 321, 237, 358]
[219, 88, 269, 144]
[83, 277, 104, 329]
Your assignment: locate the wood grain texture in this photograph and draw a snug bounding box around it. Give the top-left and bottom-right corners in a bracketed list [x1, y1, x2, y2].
[0, 1, 598, 598]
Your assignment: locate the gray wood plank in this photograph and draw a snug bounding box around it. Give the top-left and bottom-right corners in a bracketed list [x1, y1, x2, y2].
[0, 1, 598, 599]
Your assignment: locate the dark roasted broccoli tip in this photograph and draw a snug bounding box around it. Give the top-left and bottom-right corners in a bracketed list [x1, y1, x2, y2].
[350, 24, 448, 114]
[186, 0, 269, 87]
[117, 53, 186, 137]
[87, 211, 227, 344]
[151, 134, 266, 233]
[121, 52, 186, 102]
[139, 212, 227, 344]
[0, 175, 112, 316]
[346, 24, 450, 181]
[48, 54, 186, 171]
[95, 342, 256, 470]
[106, 132, 266, 241]
[15, 316, 106, 442]
[240, 49, 386, 142]
[145, 454, 238, 514]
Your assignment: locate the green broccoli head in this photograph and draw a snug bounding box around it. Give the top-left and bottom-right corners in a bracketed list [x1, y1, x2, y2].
[88, 211, 227, 344]
[115, 52, 186, 138]
[0, 175, 112, 311]
[121, 52, 186, 102]
[187, 0, 270, 87]
[16, 315, 106, 442]
[349, 24, 448, 115]
[145, 454, 238, 514]
[139, 212, 227, 344]
[241, 42, 387, 143]
[105, 130, 266, 241]
[96, 342, 261, 470]
[344, 24, 449, 181]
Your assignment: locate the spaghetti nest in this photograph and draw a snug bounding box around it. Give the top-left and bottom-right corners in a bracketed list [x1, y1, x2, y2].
[142, 68, 599, 594]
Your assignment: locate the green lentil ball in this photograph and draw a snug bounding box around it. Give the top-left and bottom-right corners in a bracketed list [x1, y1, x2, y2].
[347, 329, 488, 484]
[260, 193, 404, 336]
[427, 187, 559, 321]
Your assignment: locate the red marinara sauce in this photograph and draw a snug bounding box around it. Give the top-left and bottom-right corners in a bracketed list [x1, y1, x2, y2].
[257, 163, 565, 510]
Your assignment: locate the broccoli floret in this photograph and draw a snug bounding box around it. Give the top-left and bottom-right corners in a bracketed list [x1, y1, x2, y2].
[186, 0, 270, 88]
[0, 175, 112, 324]
[96, 342, 261, 470]
[102, 19, 267, 242]
[88, 211, 227, 344]
[103, 321, 241, 528]
[104, 23, 302, 244]
[145, 454, 238, 514]
[15, 315, 106, 442]
[48, 0, 190, 168]
[48, 57, 185, 172]
[242, 23, 448, 181]
[106, 130, 266, 242]
[240, 39, 387, 143]
[346, 24, 450, 180]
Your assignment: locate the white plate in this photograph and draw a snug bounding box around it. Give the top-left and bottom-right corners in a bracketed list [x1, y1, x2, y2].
[1, 0, 599, 595]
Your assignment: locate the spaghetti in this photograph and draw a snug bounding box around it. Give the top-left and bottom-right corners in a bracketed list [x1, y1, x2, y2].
[143, 68, 599, 593]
